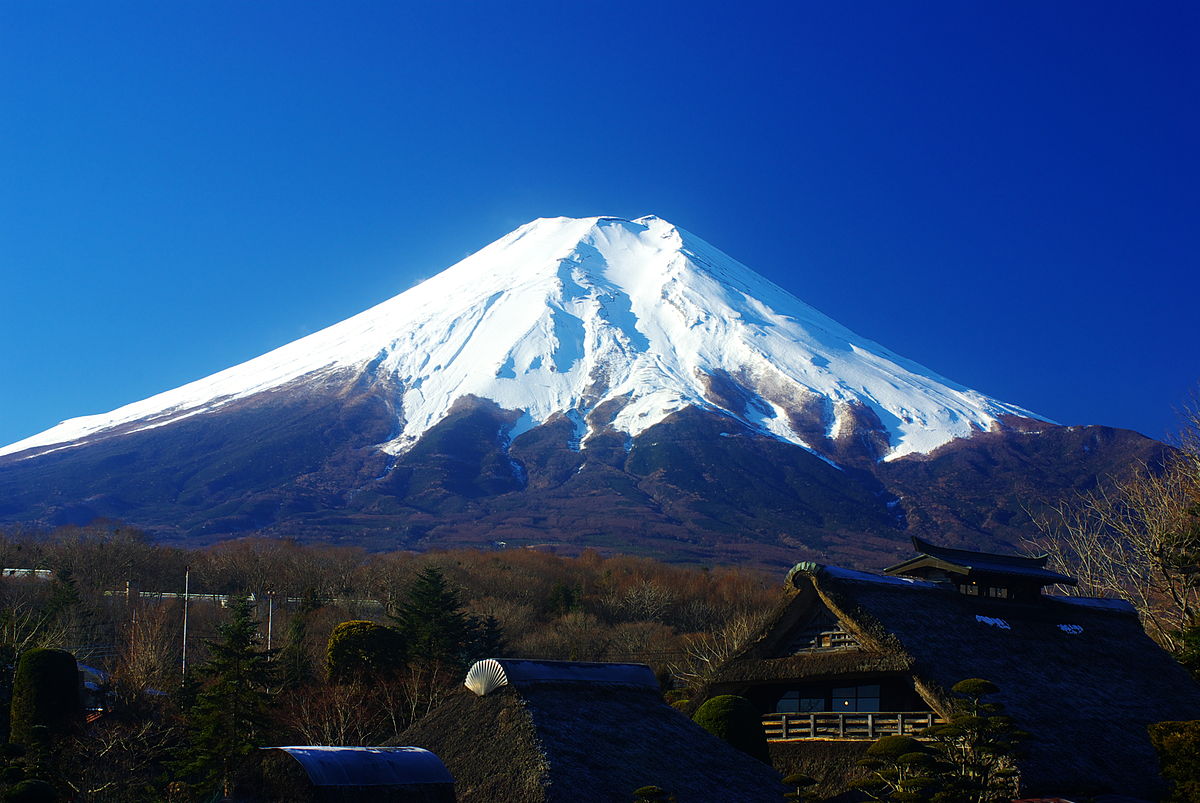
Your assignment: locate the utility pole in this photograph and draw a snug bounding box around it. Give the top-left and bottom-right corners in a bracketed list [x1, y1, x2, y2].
[266, 590, 274, 651]
[181, 565, 190, 678]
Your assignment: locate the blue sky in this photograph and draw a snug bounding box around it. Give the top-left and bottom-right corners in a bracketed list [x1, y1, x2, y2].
[1, 1, 1196, 447]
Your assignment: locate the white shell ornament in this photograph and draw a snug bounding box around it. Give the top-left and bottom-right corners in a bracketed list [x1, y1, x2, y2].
[465, 659, 509, 696]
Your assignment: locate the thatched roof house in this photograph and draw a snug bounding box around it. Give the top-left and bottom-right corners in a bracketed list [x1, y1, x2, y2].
[235, 746, 455, 802]
[703, 537, 1200, 799]
[400, 659, 784, 802]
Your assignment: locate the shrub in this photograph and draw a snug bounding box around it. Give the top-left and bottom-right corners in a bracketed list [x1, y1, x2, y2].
[855, 735, 942, 800]
[8, 649, 80, 746]
[326, 620, 406, 683]
[4, 779, 57, 802]
[691, 695, 770, 763]
[1149, 720, 1200, 802]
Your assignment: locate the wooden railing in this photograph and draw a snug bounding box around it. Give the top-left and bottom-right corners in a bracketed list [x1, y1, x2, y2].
[762, 711, 944, 741]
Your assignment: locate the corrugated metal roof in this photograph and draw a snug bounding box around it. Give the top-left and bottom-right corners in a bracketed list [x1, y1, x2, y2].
[269, 746, 453, 787]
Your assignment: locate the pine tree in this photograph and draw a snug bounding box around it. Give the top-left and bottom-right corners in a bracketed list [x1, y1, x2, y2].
[391, 567, 475, 666]
[854, 735, 944, 801]
[919, 678, 1027, 802]
[171, 596, 277, 799]
[474, 614, 506, 660]
[277, 588, 321, 689]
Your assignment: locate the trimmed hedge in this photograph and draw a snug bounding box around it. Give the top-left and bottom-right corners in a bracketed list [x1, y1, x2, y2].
[325, 620, 406, 683]
[8, 649, 80, 746]
[692, 694, 770, 763]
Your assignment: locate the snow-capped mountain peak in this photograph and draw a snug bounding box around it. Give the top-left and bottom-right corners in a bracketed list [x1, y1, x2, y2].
[0, 215, 1046, 462]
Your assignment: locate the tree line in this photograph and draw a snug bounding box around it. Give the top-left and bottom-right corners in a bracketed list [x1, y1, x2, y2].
[0, 528, 776, 800]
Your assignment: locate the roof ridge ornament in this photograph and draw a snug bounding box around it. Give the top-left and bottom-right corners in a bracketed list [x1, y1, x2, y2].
[465, 658, 509, 696]
[785, 561, 823, 586]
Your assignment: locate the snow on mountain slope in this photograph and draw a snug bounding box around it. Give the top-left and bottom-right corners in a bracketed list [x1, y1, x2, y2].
[0, 215, 1047, 461]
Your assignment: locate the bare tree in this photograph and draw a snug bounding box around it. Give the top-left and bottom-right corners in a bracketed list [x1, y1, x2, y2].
[66, 717, 179, 802]
[279, 681, 399, 745]
[669, 611, 768, 693]
[1029, 446, 1200, 652]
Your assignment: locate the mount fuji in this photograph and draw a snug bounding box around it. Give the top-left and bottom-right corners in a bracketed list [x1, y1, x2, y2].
[0, 216, 1163, 568]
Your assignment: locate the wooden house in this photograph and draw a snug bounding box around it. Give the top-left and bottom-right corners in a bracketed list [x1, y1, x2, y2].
[702, 537, 1200, 799]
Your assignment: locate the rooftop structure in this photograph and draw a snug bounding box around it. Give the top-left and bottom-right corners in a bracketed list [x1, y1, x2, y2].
[884, 536, 1077, 601]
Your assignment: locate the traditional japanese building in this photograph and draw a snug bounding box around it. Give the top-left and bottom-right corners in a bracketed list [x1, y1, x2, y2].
[702, 537, 1200, 799]
[401, 659, 784, 803]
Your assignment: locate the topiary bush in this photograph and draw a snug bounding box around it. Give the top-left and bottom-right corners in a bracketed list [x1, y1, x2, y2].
[8, 649, 80, 746]
[854, 735, 940, 800]
[325, 620, 407, 683]
[4, 779, 57, 802]
[691, 694, 770, 763]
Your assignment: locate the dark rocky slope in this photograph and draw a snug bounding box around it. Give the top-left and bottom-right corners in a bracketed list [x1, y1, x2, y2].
[0, 388, 1166, 571]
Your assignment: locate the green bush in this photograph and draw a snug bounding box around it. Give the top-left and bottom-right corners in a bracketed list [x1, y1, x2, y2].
[691, 695, 770, 763]
[4, 779, 57, 802]
[326, 620, 407, 683]
[854, 735, 941, 800]
[8, 649, 80, 746]
[1149, 720, 1200, 802]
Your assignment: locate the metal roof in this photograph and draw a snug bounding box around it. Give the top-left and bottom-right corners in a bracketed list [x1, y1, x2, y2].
[269, 746, 453, 787]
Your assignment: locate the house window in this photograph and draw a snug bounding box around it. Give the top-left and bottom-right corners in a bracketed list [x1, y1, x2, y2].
[986, 586, 1009, 599]
[958, 582, 980, 596]
[776, 690, 825, 713]
[832, 684, 881, 712]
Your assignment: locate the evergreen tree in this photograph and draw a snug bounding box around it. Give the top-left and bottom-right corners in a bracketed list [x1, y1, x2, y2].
[170, 596, 276, 799]
[473, 615, 506, 660]
[44, 571, 79, 621]
[854, 735, 944, 801]
[919, 678, 1027, 802]
[277, 589, 321, 689]
[1176, 617, 1200, 682]
[391, 567, 476, 666]
[781, 772, 819, 802]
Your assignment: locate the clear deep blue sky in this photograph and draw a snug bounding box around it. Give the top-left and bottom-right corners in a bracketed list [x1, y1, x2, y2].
[1, 2, 1196, 447]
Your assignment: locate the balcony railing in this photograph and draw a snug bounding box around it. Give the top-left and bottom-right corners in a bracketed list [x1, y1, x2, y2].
[762, 711, 945, 741]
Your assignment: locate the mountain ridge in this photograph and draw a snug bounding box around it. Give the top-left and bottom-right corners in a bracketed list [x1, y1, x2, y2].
[2, 215, 1044, 466]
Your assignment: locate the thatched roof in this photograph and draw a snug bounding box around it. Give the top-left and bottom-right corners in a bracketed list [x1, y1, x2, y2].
[464, 658, 658, 695]
[711, 562, 1200, 799]
[400, 671, 784, 802]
